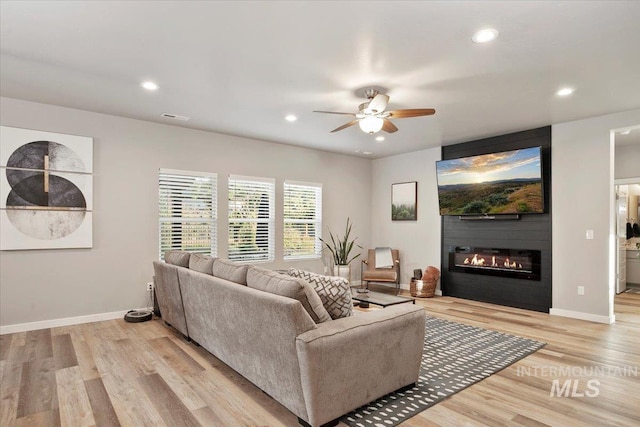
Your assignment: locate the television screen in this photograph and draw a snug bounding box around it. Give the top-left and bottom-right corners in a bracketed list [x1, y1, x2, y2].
[436, 147, 544, 215]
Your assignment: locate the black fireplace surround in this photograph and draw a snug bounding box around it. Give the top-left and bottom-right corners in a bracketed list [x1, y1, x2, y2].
[440, 126, 552, 313]
[449, 247, 541, 281]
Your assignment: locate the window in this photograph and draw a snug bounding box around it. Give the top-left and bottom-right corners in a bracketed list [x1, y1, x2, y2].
[228, 175, 275, 262]
[159, 169, 217, 260]
[283, 181, 322, 260]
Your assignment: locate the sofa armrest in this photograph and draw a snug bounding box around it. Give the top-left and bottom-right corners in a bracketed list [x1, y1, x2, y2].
[295, 304, 425, 427]
[152, 261, 189, 337]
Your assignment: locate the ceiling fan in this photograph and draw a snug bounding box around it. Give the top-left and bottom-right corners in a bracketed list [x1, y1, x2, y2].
[314, 88, 436, 134]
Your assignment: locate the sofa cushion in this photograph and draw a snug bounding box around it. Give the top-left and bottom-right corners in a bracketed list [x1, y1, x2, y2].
[164, 250, 191, 267]
[189, 253, 215, 275]
[288, 269, 353, 320]
[212, 258, 248, 285]
[247, 267, 331, 324]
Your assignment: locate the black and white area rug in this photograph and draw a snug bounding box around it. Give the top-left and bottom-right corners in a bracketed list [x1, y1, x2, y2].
[341, 315, 545, 427]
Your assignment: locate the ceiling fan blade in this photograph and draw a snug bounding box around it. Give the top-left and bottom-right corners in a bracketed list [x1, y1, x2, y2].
[382, 119, 398, 133]
[387, 108, 436, 119]
[313, 110, 356, 116]
[331, 120, 359, 133]
[366, 94, 390, 114]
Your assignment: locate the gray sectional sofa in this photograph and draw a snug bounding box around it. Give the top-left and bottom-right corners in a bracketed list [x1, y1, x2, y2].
[153, 251, 426, 427]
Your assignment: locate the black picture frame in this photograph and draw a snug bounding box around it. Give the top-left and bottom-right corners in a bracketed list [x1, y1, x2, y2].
[392, 181, 417, 221]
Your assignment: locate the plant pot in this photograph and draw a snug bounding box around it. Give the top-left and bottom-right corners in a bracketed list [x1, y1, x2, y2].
[333, 264, 351, 284]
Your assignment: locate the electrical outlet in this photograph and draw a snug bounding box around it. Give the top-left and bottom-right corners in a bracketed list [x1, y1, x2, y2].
[578, 286, 585, 295]
[146, 282, 154, 292]
[586, 230, 594, 240]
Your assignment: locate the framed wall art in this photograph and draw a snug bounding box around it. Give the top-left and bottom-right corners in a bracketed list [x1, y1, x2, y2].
[0, 126, 93, 250]
[392, 181, 417, 221]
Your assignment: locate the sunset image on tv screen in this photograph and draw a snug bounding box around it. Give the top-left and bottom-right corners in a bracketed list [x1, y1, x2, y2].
[436, 147, 543, 215]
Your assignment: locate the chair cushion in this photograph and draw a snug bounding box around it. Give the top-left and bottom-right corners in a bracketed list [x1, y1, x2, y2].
[164, 250, 191, 268]
[288, 269, 354, 320]
[362, 269, 398, 281]
[247, 267, 331, 324]
[212, 259, 248, 285]
[189, 253, 215, 275]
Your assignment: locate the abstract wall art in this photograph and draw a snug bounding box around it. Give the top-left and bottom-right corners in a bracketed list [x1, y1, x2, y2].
[0, 126, 93, 250]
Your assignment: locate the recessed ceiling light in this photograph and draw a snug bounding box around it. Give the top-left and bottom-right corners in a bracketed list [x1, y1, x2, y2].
[472, 28, 499, 44]
[141, 81, 158, 91]
[363, 151, 372, 155]
[556, 87, 574, 97]
[375, 136, 385, 142]
[285, 114, 297, 122]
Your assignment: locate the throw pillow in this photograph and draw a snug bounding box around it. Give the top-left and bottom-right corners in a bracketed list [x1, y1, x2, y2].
[247, 267, 331, 323]
[164, 250, 191, 268]
[188, 253, 215, 275]
[212, 258, 249, 285]
[288, 268, 353, 319]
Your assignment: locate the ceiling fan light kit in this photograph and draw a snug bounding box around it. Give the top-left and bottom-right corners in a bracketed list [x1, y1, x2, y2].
[359, 116, 384, 134]
[314, 88, 435, 135]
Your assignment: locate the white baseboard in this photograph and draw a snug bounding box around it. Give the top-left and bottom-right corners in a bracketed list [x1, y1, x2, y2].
[0, 307, 152, 335]
[550, 308, 615, 324]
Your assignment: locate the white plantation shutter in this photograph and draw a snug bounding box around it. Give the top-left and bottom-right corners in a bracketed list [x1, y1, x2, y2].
[159, 169, 217, 260]
[228, 175, 275, 262]
[284, 181, 322, 260]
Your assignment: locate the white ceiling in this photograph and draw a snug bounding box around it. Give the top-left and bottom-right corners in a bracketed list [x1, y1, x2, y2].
[1, 1, 639, 158]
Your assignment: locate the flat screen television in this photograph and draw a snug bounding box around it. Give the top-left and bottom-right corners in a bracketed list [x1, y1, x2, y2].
[436, 146, 544, 216]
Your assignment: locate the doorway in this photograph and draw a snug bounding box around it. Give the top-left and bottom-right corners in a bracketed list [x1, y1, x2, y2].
[615, 180, 640, 294]
[613, 126, 640, 320]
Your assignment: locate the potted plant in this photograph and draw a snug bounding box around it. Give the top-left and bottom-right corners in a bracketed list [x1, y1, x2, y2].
[319, 218, 361, 282]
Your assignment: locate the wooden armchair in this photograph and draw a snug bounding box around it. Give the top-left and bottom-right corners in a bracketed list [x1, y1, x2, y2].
[361, 248, 400, 293]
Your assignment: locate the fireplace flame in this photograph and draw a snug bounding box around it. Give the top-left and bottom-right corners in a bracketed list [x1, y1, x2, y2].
[470, 254, 485, 266]
[462, 254, 525, 270]
[453, 248, 536, 278]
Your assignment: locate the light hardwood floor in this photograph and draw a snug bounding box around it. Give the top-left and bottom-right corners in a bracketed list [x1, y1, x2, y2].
[1, 291, 639, 427]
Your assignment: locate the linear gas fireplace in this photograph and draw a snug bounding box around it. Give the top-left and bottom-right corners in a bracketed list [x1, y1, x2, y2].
[449, 247, 541, 281]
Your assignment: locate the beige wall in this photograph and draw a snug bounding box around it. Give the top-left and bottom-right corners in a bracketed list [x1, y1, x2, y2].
[551, 109, 640, 322]
[0, 97, 372, 327]
[370, 148, 442, 289]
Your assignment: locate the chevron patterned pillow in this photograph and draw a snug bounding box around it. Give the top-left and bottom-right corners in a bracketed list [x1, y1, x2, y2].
[288, 268, 354, 319]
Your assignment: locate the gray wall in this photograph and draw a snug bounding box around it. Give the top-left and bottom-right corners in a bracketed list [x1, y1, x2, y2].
[3, 95, 639, 327]
[370, 148, 442, 289]
[552, 109, 640, 322]
[369, 110, 640, 323]
[615, 143, 640, 179]
[0, 97, 372, 327]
